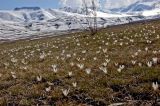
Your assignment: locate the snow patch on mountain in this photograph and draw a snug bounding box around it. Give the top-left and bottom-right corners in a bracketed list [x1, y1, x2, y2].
[110, 0, 160, 13]
[0, 5, 159, 41]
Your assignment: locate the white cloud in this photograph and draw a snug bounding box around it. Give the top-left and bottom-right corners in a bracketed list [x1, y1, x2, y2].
[59, 0, 141, 9]
[60, 0, 100, 9]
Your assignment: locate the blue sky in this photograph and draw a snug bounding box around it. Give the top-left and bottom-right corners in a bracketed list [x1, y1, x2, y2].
[0, 0, 59, 10]
[0, 0, 138, 10]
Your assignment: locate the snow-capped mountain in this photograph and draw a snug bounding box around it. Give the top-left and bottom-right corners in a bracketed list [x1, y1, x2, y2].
[0, 5, 160, 41]
[110, 0, 160, 13]
[0, 7, 131, 22]
[0, 8, 56, 22]
[14, 7, 41, 11]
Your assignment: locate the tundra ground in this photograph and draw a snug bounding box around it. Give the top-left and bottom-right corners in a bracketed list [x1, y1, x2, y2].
[0, 20, 160, 106]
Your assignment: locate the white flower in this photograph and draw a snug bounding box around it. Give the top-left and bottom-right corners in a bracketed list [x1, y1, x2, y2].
[105, 59, 110, 64]
[47, 81, 54, 86]
[134, 52, 138, 56]
[102, 62, 108, 67]
[152, 82, 159, 91]
[21, 59, 27, 65]
[102, 49, 107, 53]
[152, 57, 158, 64]
[93, 57, 97, 60]
[70, 62, 74, 67]
[157, 35, 160, 39]
[138, 49, 141, 52]
[4, 62, 9, 67]
[114, 63, 119, 67]
[85, 68, 91, 75]
[12, 74, 17, 79]
[117, 68, 122, 73]
[99, 66, 107, 74]
[56, 56, 59, 59]
[96, 51, 100, 54]
[117, 65, 125, 73]
[11, 71, 17, 79]
[51, 65, 58, 73]
[72, 82, 77, 88]
[131, 60, 136, 65]
[105, 43, 109, 45]
[11, 71, 16, 75]
[138, 62, 142, 67]
[77, 64, 84, 70]
[45, 86, 51, 92]
[119, 65, 125, 70]
[62, 89, 70, 96]
[76, 58, 81, 61]
[147, 61, 152, 67]
[36, 75, 42, 82]
[145, 47, 148, 51]
[77, 43, 80, 46]
[40, 53, 45, 60]
[11, 58, 18, 63]
[73, 53, 76, 56]
[120, 42, 123, 46]
[68, 72, 73, 77]
[82, 50, 86, 54]
[66, 54, 71, 58]
[153, 51, 157, 54]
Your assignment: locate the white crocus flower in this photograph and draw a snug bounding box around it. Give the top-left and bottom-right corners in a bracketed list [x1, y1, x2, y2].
[68, 72, 73, 77]
[82, 50, 86, 54]
[114, 63, 119, 67]
[131, 60, 136, 65]
[102, 62, 108, 67]
[99, 66, 107, 74]
[11, 71, 16, 75]
[152, 57, 158, 64]
[119, 65, 125, 70]
[138, 63, 142, 67]
[11, 58, 18, 63]
[72, 82, 77, 88]
[103, 49, 107, 53]
[12, 74, 17, 79]
[62, 89, 70, 96]
[93, 57, 97, 60]
[147, 61, 152, 67]
[145, 47, 148, 51]
[52, 65, 58, 73]
[36, 75, 42, 82]
[152, 82, 159, 91]
[77, 64, 84, 70]
[117, 65, 125, 73]
[40, 53, 45, 60]
[85, 68, 91, 75]
[45, 86, 51, 92]
[117, 68, 122, 73]
[105, 59, 110, 64]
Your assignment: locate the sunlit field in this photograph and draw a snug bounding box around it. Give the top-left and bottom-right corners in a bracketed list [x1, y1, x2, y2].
[0, 20, 160, 106]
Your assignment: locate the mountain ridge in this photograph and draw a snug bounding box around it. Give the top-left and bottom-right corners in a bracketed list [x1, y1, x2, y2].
[110, 0, 160, 13]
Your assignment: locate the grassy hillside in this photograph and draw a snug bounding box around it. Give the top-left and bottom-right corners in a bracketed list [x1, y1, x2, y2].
[0, 20, 160, 106]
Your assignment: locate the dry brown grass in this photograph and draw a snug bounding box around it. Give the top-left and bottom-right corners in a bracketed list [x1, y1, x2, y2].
[0, 20, 160, 106]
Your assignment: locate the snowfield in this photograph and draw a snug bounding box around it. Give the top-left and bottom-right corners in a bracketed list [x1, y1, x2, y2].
[0, 7, 160, 41]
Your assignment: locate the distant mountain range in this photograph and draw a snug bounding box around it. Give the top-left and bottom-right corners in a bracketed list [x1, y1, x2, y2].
[0, 0, 160, 40]
[0, 0, 159, 22]
[109, 0, 160, 13]
[14, 7, 41, 11]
